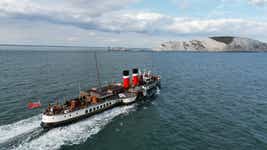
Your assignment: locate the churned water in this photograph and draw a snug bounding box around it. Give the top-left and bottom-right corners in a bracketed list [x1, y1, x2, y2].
[0, 48, 267, 150]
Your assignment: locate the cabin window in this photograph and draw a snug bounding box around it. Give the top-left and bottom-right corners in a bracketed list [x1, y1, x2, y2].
[85, 110, 88, 114]
[69, 115, 71, 117]
[89, 109, 92, 112]
[93, 108, 96, 111]
[97, 106, 99, 109]
[100, 105, 102, 108]
[64, 115, 66, 118]
[76, 112, 78, 115]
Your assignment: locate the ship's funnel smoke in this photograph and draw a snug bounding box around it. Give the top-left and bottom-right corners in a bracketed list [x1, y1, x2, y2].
[123, 70, 130, 89]
[132, 68, 139, 86]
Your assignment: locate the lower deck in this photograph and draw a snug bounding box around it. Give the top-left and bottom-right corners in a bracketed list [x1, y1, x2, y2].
[41, 99, 121, 128]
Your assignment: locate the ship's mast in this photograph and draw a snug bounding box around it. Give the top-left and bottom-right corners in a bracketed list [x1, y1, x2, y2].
[94, 51, 101, 89]
[78, 82, 81, 99]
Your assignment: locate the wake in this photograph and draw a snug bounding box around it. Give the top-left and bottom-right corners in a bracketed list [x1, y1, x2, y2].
[0, 115, 41, 144]
[13, 105, 135, 150]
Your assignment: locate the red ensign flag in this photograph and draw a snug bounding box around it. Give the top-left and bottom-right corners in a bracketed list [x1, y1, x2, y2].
[28, 102, 42, 109]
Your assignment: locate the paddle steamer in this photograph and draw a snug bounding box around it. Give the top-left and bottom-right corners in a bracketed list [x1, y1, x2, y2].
[41, 68, 161, 128]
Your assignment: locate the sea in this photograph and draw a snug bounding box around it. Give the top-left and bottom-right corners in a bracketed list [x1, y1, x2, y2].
[0, 46, 267, 150]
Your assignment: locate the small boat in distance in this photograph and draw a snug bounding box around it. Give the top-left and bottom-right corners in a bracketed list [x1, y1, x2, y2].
[41, 68, 161, 128]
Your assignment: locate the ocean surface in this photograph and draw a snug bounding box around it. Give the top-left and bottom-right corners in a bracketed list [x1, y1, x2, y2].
[0, 47, 267, 150]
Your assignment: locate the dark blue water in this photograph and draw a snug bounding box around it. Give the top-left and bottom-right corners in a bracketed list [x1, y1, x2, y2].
[0, 48, 267, 150]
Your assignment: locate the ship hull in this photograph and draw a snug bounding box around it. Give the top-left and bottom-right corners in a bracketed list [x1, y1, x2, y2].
[41, 105, 118, 128]
[41, 100, 120, 129]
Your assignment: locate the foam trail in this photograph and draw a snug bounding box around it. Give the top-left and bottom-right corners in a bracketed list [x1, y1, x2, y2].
[14, 105, 135, 150]
[0, 115, 41, 144]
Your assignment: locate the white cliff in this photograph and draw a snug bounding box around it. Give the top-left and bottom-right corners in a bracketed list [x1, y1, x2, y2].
[154, 37, 267, 52]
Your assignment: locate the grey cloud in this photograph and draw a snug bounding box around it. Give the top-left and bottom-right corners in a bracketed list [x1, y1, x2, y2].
[248, 0, 267, 5]
[0, 0, 267, 38]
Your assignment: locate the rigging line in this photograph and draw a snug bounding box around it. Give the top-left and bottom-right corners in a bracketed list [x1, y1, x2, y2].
[94, 51, 101, 89]
[151, 51, 154, 72]
[78, 82, 81, 99]
[46, 50, 49, 83]
[5, 50, 8, 80]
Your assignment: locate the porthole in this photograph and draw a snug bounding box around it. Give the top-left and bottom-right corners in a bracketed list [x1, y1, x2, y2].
[90, 109, 92, 112]
[85, 110, 88, 114]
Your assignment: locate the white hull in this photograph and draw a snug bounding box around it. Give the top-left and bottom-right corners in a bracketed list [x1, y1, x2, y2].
[41, 99, 120, 127]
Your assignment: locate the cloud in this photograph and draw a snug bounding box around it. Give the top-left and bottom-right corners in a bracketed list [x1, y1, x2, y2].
[248, 0, 267, 5]
[66, 0, 139, 11]
[0, 0, 267, 45]
[166, 18, 267, 36]
[170, 0, 190, 9]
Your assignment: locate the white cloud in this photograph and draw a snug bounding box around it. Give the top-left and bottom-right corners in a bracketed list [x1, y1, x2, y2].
[0, 0, 267, 36]
[166, 18, 267, 35]
[0, 0, 267, 47]
[170, 0, 190, 9]
[248, 0, 267, 5]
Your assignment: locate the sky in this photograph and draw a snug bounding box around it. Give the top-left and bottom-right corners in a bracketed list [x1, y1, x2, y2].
[0, 0, 267, 48]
